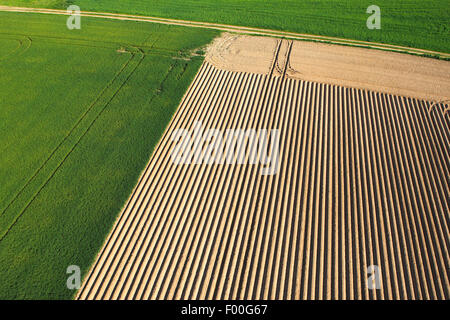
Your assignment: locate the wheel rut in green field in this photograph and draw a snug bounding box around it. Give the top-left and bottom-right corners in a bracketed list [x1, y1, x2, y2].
[0, 35, 31, 61]
[0, 42, 145, 242]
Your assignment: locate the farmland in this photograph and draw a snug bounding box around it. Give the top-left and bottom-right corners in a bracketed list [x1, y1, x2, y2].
[0, 0, 448, 53]
[0, 1, 448, 302]
[0, 11, 218, 299]
[78, 36, 449, 301]
[78, 59, 450, 300]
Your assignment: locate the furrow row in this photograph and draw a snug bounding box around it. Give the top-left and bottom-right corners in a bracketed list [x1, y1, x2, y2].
[77, 62, 450, 300]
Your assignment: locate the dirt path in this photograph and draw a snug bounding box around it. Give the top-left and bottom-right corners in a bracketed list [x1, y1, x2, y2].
[1, 5, 449, 60]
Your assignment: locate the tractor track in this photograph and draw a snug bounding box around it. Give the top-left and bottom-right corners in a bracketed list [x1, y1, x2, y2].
[0, 45, 144, 242]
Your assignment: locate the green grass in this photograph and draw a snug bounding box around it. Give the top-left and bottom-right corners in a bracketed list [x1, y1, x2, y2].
[0, 11, 218, 299]
[0, 0, 448, 53]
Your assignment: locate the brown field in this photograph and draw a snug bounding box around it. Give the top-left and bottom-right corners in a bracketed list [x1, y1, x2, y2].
[77, 35, 449, 299]
[206, 34, 450, 101]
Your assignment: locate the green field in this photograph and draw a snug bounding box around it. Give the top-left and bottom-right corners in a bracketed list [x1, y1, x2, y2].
[0, 11, 218, 299]
[0, 0, 448, 53]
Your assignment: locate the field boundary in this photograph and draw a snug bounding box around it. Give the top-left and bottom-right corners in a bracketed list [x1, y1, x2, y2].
[0, 6, 449, 60]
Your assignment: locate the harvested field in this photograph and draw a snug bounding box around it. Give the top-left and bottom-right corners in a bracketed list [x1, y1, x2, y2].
[78, 59, 450, 299]
[206, 34, 450, 101]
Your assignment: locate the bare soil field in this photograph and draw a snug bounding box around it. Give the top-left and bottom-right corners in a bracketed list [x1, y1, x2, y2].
[206, 33, 450, 101]
[77, 59, 449, 299]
